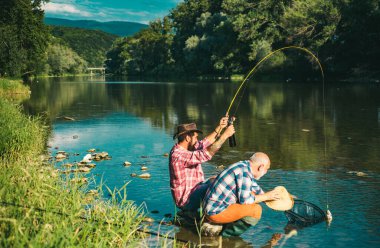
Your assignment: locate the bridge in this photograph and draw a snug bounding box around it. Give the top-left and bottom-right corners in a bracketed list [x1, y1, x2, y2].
[87, 67, 106, 75]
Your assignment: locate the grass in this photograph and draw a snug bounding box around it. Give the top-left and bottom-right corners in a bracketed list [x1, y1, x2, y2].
[0, 78, 30, 95]
[0, 78, 149, 247]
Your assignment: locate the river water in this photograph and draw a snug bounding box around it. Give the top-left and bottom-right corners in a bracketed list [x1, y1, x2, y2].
[24, 76, 380, 247]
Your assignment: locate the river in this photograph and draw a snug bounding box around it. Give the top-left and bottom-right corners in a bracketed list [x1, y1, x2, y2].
[23, 76, 380, 247]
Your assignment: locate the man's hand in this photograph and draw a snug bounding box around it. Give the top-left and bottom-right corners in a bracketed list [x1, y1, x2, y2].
[221, 124, 235, 139]
[219, 116, 229, 129]
[266, 188, 282, 201]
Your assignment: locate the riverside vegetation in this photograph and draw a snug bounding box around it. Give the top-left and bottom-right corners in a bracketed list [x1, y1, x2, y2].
[0, 79, 149, 247]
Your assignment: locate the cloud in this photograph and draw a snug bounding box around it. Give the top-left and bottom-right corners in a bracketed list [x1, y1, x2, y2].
[43, 3, 92, 17]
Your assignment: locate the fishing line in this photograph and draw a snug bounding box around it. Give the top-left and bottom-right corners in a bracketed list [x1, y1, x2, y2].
[226, 46, 330, 213]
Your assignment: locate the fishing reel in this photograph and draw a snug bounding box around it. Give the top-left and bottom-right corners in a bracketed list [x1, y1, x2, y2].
[228, 116, 237, 147]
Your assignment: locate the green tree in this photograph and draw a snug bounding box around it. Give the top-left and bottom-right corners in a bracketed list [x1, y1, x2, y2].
[0, 0, 49, 78]
[45, 38, 87, 76]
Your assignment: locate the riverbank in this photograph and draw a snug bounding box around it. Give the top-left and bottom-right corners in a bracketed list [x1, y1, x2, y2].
[0, 78, 147, 246]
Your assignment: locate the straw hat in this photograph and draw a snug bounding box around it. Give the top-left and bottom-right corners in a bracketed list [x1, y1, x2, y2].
[265, 186, 294, 211]
[173, 123, 203, 139]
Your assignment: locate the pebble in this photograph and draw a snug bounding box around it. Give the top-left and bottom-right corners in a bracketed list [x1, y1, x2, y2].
[163, 153, 169, 157]
[141, 166, 148, 171]
[302, 129, 310, 132]
[124, 161, 132, 166]
[138, 173, 151, 179]
[87, 148, 96, 153]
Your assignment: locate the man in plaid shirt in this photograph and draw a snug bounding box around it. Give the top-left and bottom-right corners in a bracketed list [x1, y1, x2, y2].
[169, 117, 235, 211]
[202, 152, 281, 236]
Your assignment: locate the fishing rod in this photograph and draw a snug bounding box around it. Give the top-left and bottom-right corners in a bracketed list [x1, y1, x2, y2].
[225, 46, 331, 219]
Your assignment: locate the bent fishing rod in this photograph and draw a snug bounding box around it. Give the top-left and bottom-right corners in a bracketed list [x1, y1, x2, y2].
[225, 45, 325, 148]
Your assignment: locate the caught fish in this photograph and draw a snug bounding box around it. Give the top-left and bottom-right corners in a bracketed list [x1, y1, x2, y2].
[326, 209, 333, 224]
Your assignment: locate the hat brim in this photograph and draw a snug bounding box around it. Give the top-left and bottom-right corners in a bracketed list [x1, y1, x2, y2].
[265, 186, 294, 211]
[173, 129, 203, 140]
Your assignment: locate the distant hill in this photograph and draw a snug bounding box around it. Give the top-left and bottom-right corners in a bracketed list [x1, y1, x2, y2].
[45, 17, 147, 37]
[49, 26, 118, 67]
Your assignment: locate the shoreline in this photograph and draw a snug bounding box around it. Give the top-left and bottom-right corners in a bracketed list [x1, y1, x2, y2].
[0, 78, 148, 246]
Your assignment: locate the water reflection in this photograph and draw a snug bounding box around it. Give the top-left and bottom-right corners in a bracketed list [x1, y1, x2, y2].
[22, 77, 380, 247]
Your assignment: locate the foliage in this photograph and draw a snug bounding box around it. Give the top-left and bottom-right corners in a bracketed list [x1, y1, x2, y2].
[49, 26, 118, 67]
[0, 80, 146, 246]
[106, 17, 174, 76]
[0, 0, 49, 78]
[44, 38, 87, 76]
[0, 78, 30, 97]
[106, 0, 380, 80]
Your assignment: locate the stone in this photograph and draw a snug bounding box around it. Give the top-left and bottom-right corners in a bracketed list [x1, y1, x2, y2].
[141, 166, 148, 171]
[163, 153, 169, 157]
[87, 148, 96, 153]
[79, 167, 91, 173]
[55, 153, 66, 160]
[124, 161, 132, 166]
[138, 173, 151, 179]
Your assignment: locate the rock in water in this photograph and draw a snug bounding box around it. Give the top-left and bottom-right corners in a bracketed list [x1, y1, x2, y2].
[138, 173, 151, 179]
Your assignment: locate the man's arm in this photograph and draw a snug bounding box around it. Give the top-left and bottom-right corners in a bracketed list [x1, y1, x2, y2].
[206, 124, 235, 156]
[204, 116, 229, 144]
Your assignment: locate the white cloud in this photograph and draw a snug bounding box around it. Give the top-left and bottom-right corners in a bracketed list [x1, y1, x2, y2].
[43, 3, 92, 17]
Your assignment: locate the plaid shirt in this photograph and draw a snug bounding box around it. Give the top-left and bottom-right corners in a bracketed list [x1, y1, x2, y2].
[203, 160, 265, 216]
[169, 138, 212, 207]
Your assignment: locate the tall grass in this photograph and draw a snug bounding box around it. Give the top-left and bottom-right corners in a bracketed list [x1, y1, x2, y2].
[0, 79, 148, 247]
[0, 78, 30, 96]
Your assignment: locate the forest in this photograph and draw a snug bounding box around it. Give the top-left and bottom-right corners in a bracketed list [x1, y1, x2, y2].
[106, 0, 380, 80]
[0, 0, 379, 80]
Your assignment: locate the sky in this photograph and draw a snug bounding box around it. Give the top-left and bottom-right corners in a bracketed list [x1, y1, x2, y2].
[42, 0, 183, 24]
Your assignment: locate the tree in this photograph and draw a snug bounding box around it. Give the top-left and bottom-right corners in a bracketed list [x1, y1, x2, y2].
[0, 0, 49, 78]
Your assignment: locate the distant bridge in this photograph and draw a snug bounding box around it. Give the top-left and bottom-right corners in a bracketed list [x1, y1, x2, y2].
[87, 67, 105, 75]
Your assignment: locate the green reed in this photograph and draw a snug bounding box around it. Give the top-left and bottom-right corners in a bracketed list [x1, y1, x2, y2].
[0, 79, 148, 247]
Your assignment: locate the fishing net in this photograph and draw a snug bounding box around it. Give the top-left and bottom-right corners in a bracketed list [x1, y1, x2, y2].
[284, 199, 327, 227]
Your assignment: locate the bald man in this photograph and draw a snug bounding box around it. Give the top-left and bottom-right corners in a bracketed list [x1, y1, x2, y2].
[202, 152, 281, 237]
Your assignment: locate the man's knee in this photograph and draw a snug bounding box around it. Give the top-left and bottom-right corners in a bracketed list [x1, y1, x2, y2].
[249, 203, 262, 219]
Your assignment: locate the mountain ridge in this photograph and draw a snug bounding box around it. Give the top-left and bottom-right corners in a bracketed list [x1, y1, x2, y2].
[45, 17, 148, 36]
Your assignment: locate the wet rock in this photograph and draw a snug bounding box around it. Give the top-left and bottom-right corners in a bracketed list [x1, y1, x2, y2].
[124, 161, 132, 166]
[163, 153, 169, 157]
[104, 156, 112, 160]
[63, 163, 73, 168]
[98, 152, 108, 158]
[356, 172, 367, 177]
[141, 155, 149, 158]
[76, 162, 88, 167]
[159, 221, 173, 226]
[151, 210, 159, 214]
[87, 148, 96, 153]
[86, 163, 96, 168]
[81, 154, 92, 163]
[130, 173, 137, 177]
[79, 167, 91, 173]
[141, 166, 148, 171]
[138, 173, 151, 179]
[55, 153, 66, 160]
[57, 151, 66, 155]
[63, 116, 75, 121]
[143, 217, 154, 223]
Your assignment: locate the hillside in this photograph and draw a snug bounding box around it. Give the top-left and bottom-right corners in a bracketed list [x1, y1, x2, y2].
[45, 17, 147, 37]
[49, 26, 118, 67]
